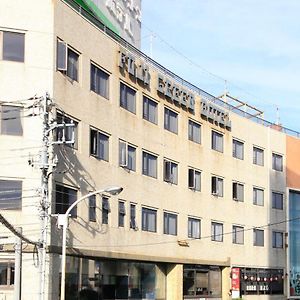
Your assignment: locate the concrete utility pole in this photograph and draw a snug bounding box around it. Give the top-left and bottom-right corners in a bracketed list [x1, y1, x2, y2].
[14, 228, 22, 300]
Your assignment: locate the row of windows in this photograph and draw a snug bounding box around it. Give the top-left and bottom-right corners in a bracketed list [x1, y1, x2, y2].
[55, 39, 284, 171]
[55, 184, 284, 248]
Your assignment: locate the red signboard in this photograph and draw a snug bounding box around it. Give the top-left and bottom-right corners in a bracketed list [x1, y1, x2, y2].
[232, 268, 240, 291]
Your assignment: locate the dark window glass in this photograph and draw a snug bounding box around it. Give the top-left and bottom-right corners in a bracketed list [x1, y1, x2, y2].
[130, 204, 137, 229]
[0, 180, 22, 210]
[102, 197, 110, 224]
[188, 120, 201, 144]
[90, 129, 109, 161]
[254, 229, 264, 246]
[212, 131, 223, 152]
[188, 169, 201, 191]
[163, 212, 177, 235]
[272, 231, 283, 248]
[233, 139, 244, 159]
[55, 185, 77, 217]
[142, 207, 156, 232]
[211, 176, 223, 197]
[253, 146, 264, 166]
[67, 48, 79, 81]
[89, 195, 96, 222]
[188, 218, 201, 239]
[3, 31, 25, 62]
[272, 192, 283, 210]
[211, 222, 223, 242]
[164, 107, 178, 134]
[1, 105, 23, 136]
[90, 64, 109, 99]
[163, 160, 178, 184]
[118, 201, 125, 227]
[272, 153, 283, 171]
[253, 188, 264, 206]
[143, 96, 157, 124]
[233, 182, 244, 202]
[233, 225, 244, 244]
[120, 83, 136, 113]
[119, 141, 136, 171]
[142, 151, 157, 178]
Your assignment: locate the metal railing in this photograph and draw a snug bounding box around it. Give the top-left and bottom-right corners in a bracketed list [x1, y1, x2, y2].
[63, 0, 300, 139]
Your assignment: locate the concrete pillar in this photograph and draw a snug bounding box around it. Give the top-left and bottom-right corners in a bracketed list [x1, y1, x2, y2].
[166, 264, 183, 300]
[222, 266, 231, 300]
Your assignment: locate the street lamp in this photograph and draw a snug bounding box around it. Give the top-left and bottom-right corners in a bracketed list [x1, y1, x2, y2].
[58, 186, 123, 300]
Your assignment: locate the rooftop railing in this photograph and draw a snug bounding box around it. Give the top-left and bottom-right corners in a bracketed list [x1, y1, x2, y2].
[63, 0, 300, 139]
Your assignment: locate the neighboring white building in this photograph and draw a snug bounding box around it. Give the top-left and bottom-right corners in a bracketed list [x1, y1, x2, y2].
[0, 0, 299, 299]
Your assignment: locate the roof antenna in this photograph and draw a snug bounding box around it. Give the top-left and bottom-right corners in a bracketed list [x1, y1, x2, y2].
[276, 106, 281, 125]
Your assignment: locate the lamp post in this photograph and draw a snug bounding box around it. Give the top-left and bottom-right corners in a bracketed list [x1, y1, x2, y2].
[58, 186, 123, 300]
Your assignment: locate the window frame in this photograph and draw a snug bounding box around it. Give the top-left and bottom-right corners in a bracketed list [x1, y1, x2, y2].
[164, 107, 178, 134]
[188, 119, 201, 144]
[120, 82, 136, 114]
[142, 151, 158, 178]
[253, 146, 264, 166]
[119, 140, 136, 171]
[143, 96, 158, 124]
[90, 128, 110, 161]
[141, 207, 157, 233]
[90, 62, 110, 99]
[55, 112, 78, 148]
[233, 182, 244, 202]
[163, 212, 177, 236]
[130, 203, 137, 229]
[2, 31, 25, 62]
[188, 168, 201, 191]
[163, 159, 178, 185]
[89, 195, 96, 222]
[253, 187, 264, 206]
[272, 153, 283, 172]
[253, 229, 264, 246]
[118, 201, 126, 227]
[232, 138, 244, 160]
[211, 176, 224, 197]
[0, 179, 22, 210]
[102, 196, 110, 225]
[55, 184, 77, 217]
[212, 130, 224, 153]
[0, 105, 23, 136]
[0, 261, 14, 286]
[232, 225, 244, 244]
[272, 191, 283, 210]
[272, 231, 283, 248]
[188, 217, 201, 239]
[211, 222, 223, 242]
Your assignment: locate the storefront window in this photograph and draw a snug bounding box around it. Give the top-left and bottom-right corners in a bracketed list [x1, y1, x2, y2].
[64, 257, 166, 300]
[183, 265, 221, 297]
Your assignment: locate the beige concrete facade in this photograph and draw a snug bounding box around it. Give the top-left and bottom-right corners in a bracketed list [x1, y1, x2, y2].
[0, 0, 293, 299]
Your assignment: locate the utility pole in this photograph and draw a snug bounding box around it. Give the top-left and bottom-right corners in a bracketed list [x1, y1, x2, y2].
[14, 228, 22, 300]
[39, 92, 52, 300]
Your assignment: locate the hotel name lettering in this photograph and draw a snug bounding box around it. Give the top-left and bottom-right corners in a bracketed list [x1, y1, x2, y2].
[118, 49, 231, 130]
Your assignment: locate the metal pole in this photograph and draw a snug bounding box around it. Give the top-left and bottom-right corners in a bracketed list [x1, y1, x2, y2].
[14, 227, 22, 300]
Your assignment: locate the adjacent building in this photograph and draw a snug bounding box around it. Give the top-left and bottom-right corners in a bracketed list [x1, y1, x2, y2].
[0, 0, 300, 299]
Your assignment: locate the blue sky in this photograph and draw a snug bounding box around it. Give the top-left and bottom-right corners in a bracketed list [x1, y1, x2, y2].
[141, 0, 300, 132]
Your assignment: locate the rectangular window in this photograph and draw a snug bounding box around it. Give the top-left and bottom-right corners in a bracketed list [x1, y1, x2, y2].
[2, 31, 25, 62]
[211, 222, 223, 242]
[233, 139, 244, 160]
[130, 203, 137, 229]
[89, 195, 96, 222]
[164, 107, 178, 134]
[55, 113, 78, 148]
[163, 159, 178, 184]
[272, 153, 283, 171]
[90, 63, 109, 99]
[212, 131, 223, 152]
[0, 105, 23, 136]
[142, 151, 157, 178]
[233, 225, 244, 244]
[90, 128, 109, 161]
[0, 180, 22, 210]
[272, 192, 283, 210]
[67, 48, 79, 81]
[102, 197, 110, 225]
[188, 120, 201, 144]
[118, 201, 126, 227]
[188, 168, 201, 191]
[119, 140, 136, 171]
[143, 96, 158, 124]
[55, 185, 77, 217]
[120, 82, 136, 113]
[142, 207, 156, 232]
[233, 182, 244, 202]
[164, 212, 177, 236]
[253, 187, 264, 206]
[211, 176, 223, 197]
[253, 229, 264, 246]
[253, 146, 264, 166]
[0, 262, 14, 286]
[188, 217, 201, 239]
[272, 231, 283, 248]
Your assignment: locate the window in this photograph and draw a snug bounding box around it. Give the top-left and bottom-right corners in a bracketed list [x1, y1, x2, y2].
[272, 192, 283, 210]
[253, 187, 264, 206]
[130, 203, 137, 229]
[56, 40, 79, 81]
[0, 262, 14, 286]
[2, 31, 25, 62]
[233, 225, 244, 244]
[120, 82, 136, 113]
[118, 201, 126, 227]
[55, 185, 77, 217]
[0, 105, 23, 136]
[119, 140, 136, 171]
[55, 113, 78, 148]
[211, 222, 223, 242]
[233, 182, 244, 202]
[272, 153, 283, 171]
[164, 107, 178, 134]
[272, 231, 283, 248]
[253, 146, 264, 166]
[0, 180, 22, 210]
[142, 151, 157, 178]
[188, 168, 201, 191]
[142, 207, 156, 232]
[188, 217, 201, 239]
[212, 131, 223, 152]
[90, 128, 109, 161]
[211, 176, 223, 197]
[233, 139, 244, 160]
[188, 120, 201, 144]
[163, 159, 178, 184]
[143, 96, 157, 124]
[89, 195, 96, 222]
[164, 212, 177, 235]
[90, 63, 109, 98]
[102, 197, 110, 224]
[253, 229, 264, 246]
